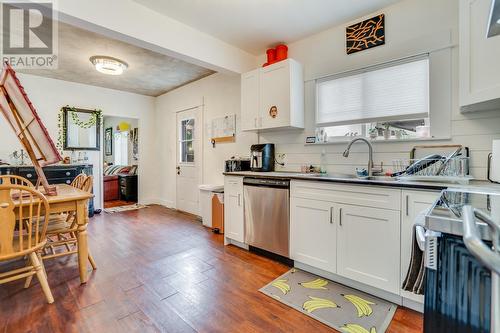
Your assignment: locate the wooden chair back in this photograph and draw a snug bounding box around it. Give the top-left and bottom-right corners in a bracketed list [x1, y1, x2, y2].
[0, 184, 49, 261]
[0, 175, 34, 187]
[70, 173, 86, 189]
[79, 175, 93, 193]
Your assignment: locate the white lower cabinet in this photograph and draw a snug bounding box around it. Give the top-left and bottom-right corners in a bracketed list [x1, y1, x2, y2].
[290, 197, 337, 273]
[400, 190, 440, 303]
[224, 176, 244, 243]
[336, 204, 401, 295]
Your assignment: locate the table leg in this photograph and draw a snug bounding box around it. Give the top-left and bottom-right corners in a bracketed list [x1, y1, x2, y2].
[76, 201, 88, 284]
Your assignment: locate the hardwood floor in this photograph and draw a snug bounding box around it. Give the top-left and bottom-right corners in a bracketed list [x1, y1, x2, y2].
[103, 200, 136, 208]
[0, 205, 423, 333]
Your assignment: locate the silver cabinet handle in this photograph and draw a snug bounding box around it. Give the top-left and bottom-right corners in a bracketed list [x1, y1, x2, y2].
[237, 194, 241, 206]
[329, 207, 333, 224]
[339, 208, 343, 226]
[66, 171, 71, 176]
[462, 205, 500, 275]
[254, 118, 257, 128]
[406, 195, 409, 216]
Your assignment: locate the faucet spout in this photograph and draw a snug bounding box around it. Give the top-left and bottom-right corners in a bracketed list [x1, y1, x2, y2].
[343, 137, 375, 176]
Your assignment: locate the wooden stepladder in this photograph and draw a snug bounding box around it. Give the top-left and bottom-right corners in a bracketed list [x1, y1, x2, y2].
[0, 62, 62, 195]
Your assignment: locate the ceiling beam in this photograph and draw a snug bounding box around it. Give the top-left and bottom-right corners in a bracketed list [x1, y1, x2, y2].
[49, 0, 258, 74]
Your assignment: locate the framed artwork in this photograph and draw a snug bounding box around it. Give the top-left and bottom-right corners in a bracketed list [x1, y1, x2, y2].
[346, 14, 385, 54]
[105, 127, 113, 156]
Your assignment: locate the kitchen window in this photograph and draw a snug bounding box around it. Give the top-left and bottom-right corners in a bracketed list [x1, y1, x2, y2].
[316, 54, 434, 141]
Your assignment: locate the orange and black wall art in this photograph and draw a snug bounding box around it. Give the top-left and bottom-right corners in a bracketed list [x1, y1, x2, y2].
[346, 14, 385, 55]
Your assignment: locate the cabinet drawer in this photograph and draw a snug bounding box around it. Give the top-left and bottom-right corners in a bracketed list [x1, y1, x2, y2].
[291, 180, 401, 211]
[48, 177, 73, 185]
[224, 176, 243, 194]
[44, 168, 78, 179]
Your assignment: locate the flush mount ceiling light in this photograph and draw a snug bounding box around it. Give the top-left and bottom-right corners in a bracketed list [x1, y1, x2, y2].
[89, 56, 128, 75]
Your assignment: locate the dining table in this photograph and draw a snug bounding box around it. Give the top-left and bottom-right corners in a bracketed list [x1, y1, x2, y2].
[16, 183, 94, 284]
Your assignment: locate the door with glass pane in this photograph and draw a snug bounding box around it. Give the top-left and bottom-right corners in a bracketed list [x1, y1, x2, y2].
[176, 107, 201, 215]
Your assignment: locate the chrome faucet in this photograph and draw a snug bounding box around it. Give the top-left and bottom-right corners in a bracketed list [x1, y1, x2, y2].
[343, 137, 375, 176]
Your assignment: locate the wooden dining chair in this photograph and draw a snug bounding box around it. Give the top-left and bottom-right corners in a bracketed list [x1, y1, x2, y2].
[0, 175, 34, 187]
[0, 184, 54, 304]
[40, 175, 97, 270]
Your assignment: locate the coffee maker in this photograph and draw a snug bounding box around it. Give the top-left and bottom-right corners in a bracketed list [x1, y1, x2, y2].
[250, 144, 275, 172]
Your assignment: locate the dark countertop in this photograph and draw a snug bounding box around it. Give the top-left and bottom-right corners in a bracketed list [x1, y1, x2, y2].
[223, 171, 500, 192]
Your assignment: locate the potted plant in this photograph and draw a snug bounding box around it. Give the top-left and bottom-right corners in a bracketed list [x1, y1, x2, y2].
[368, 127, 378, 139]
[383, 123, 391, 140]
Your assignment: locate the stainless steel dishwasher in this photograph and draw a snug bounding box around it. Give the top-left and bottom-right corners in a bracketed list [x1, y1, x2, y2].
[243, 177, 290, 258]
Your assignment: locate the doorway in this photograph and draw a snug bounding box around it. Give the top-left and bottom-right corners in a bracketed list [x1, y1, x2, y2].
[102, 116, 139, 209]
[176, 106, 202, 215]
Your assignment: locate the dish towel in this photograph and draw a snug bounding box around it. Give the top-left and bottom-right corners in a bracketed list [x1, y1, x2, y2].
[402, 209, 429, 295]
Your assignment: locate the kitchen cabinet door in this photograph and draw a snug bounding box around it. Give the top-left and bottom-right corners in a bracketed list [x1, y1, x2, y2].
[241, 69, 260, 130]
[290, 197, 337, 273]
[260, 61, 291, 129]
[337, 204, 400, 294]
[224, 176, 244, 243]
[401, 190, 440, 303]
[459, 0, 500, 112]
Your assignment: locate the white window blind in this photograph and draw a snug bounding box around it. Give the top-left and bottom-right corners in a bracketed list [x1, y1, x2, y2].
[316, 56, 429, 127]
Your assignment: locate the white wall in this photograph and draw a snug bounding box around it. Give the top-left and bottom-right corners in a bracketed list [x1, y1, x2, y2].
[256, 0, 499, 179]
[0, 74, 156, 209]
[155, 73, 258, 208]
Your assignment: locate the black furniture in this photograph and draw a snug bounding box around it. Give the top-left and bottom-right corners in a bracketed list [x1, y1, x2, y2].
[0, 164, 94, 216]
[119, 174, 137, 202]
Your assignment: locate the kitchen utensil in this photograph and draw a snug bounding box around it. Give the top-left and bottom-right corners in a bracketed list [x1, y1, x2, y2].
[391, 154, 444, 177]
[435, 147, 462, 175]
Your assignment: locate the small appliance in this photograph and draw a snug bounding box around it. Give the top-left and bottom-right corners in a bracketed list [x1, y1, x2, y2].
[250, 144, 275, 172]
[488, 139, 500, 184]
[224, 157, 250, 173]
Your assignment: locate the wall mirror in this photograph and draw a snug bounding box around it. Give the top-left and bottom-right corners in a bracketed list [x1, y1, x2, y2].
[63, 107, 100, 150]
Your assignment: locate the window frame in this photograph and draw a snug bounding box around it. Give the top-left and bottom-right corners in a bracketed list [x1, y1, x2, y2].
[178, 117, 195, 165]
[313, 48, 452, 143]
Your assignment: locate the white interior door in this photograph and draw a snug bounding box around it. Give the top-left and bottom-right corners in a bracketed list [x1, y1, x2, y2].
[176, 107, 202, 215]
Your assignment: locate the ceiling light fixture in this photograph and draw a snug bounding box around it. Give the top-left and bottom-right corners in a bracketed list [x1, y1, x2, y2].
[89, 56, 128, 75]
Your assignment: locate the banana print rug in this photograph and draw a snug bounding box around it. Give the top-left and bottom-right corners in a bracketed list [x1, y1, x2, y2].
[260, 268, 397, 333]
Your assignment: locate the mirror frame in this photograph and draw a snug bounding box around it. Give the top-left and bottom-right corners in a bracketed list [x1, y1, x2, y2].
[63, 107, 101, 151]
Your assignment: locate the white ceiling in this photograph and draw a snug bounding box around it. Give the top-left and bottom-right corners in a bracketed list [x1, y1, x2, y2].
[19, 22, 215, 96]
[133, 0, 403, 55]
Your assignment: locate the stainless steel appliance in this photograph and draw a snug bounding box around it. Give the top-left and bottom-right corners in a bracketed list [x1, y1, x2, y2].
[243, 177, 289, 258]
[250, 144, 275, 172]
[225, 157, 251, 172]
[425, 189, 500, 333]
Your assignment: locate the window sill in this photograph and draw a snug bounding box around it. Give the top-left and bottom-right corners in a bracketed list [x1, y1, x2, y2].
[305, 136, 451, 146]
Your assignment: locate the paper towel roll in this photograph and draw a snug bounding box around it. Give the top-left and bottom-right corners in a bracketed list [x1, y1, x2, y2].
[490, 140, 500, 183]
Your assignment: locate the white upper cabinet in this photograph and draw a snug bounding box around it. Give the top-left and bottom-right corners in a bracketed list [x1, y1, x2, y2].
[459, 0, 500, 112]
[240, 59, 304, 131]
[241, 69, 260, 131]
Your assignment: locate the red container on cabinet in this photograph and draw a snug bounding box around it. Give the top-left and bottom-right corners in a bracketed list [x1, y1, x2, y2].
[275, 44, 288, 61]
[266, 48, 276, 64]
